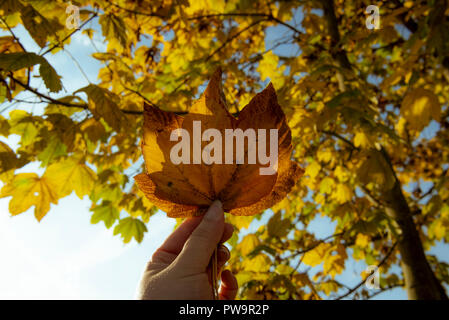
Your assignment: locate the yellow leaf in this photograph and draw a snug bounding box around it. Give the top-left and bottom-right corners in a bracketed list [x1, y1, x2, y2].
[323, 244, 347, 278]
[44, 157, 97, 199]
[401, 88, 441, 131]
[257, 51, 285, 87]
[305, 161, 321, 179]
[317, 148, 333, 163]
[227, 214, 253, 230]
[20, 5, 63, 48]
[238, 234, 260, 256]
[242, 253, 271, 272]
[303, 242, 331, 267]
[275, 264, 295, 275]
[319, 177, 334, 194]
[320, 281, 339, 295]
[355, 234, 370, 247]
[334, 165, 349, 182]
[333, 184, 353, 204]
[0, 173, 59, 221]
[395, 117, 407, 138]
[354, 131, 373, 148]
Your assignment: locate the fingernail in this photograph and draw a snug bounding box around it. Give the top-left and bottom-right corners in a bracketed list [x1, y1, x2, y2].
[218, 245, 230, 260]
[206, 200, 223, 221]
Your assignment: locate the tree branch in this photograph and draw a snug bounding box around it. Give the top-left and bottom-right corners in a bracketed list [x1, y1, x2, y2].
[319, 0, 352, 91]
[286, 231, 346, 259]
[103, 0, 165, 18]
[206, 18, 268, 61]
[189, 12, 303, 35]
[0, 16, 31, 86]
[335, 241, 398, 300]
[365, 284, 403, 299]
[321, 130, 357, 150]
[41, 12, 98, 56]
[9, 75, 142, 115]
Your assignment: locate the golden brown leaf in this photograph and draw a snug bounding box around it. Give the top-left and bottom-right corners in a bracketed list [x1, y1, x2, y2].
[135, 69, 303, 217]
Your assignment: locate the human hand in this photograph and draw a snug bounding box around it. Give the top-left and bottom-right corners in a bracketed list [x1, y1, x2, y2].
[137, 200, 238, 300]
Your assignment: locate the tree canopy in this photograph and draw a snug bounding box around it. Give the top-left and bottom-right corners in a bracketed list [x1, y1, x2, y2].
[0, 0, 448, 300]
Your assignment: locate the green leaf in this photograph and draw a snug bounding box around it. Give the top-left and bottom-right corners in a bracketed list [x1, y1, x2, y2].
[267, 212, 291, 238]
[0, 141, 19, 172]
[39, 60, 62, 93]
[20, 4, 62, 48]
[0, 114, 10, 136]
[0, 81, 9, 103]
[99, 13, 127, 48]
[113, 217, 147, 243]
[91, 201, 120, 228]
[8, 110, 39, 146]
[37, 135, 67, 167]
[0, 52, 62, 92]
[76, 84, 127, 131]
[248, 244, 277, 258]
[0, 52, 42, 71]
[44, 156, 97, 199]
[325, 90, 361, 109]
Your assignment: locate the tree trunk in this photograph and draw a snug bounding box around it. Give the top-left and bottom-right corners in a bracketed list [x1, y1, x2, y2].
[380, 168, 448, 299]
[320, 0, 447, 299]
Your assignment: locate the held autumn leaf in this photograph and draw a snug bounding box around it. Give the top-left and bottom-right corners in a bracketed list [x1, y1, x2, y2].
[135, 69, 303, 218]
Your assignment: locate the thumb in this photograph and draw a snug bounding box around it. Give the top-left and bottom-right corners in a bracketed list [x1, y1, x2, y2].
[175, 200, 224, 272]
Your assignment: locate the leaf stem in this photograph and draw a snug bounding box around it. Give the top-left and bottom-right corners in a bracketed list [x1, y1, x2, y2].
[211, 246, 218, 300]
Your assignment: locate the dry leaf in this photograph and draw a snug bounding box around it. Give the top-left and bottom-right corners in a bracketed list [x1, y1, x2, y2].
[135, 69, 303, 218]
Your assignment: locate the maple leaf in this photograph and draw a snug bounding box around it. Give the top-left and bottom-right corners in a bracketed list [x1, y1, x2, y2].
[135, 69, 303, 218]
[0, 173, 59, 221]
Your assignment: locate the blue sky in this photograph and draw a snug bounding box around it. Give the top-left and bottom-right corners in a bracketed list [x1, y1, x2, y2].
[0, 23, 177, 299]
[0, 7, 448, 300]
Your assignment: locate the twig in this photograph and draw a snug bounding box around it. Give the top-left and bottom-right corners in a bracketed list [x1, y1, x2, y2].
[0, 17, 32, 85]
[286, 231, 345, 259]
[9, 75, 142, 115]
[206, 18, 267, 61]
[335, 241, 398, 300]
[104, 0, 165, 18]
[365, 284, 403, 299]
[189, 13, 303, 35]
[321, 130, 358, 150]
[360, 185, 383, 208]
[41, 13, 98, 56]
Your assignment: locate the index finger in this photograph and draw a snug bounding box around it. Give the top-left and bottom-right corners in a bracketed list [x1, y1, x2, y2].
[156, 216, 203, 256]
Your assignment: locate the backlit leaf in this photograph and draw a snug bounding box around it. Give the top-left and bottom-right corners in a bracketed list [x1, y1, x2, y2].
[113, 217, 147, 243]
[44, 157, 97, 199]
[76, 84, 127, 132]
[0, 173, 59, 221]
[401, 88, 440, 131]
[39, 60, 62, 93]
[91, 200, 120, 228]
[135, 69, 303, 218]
[99, 13, 127, 48]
